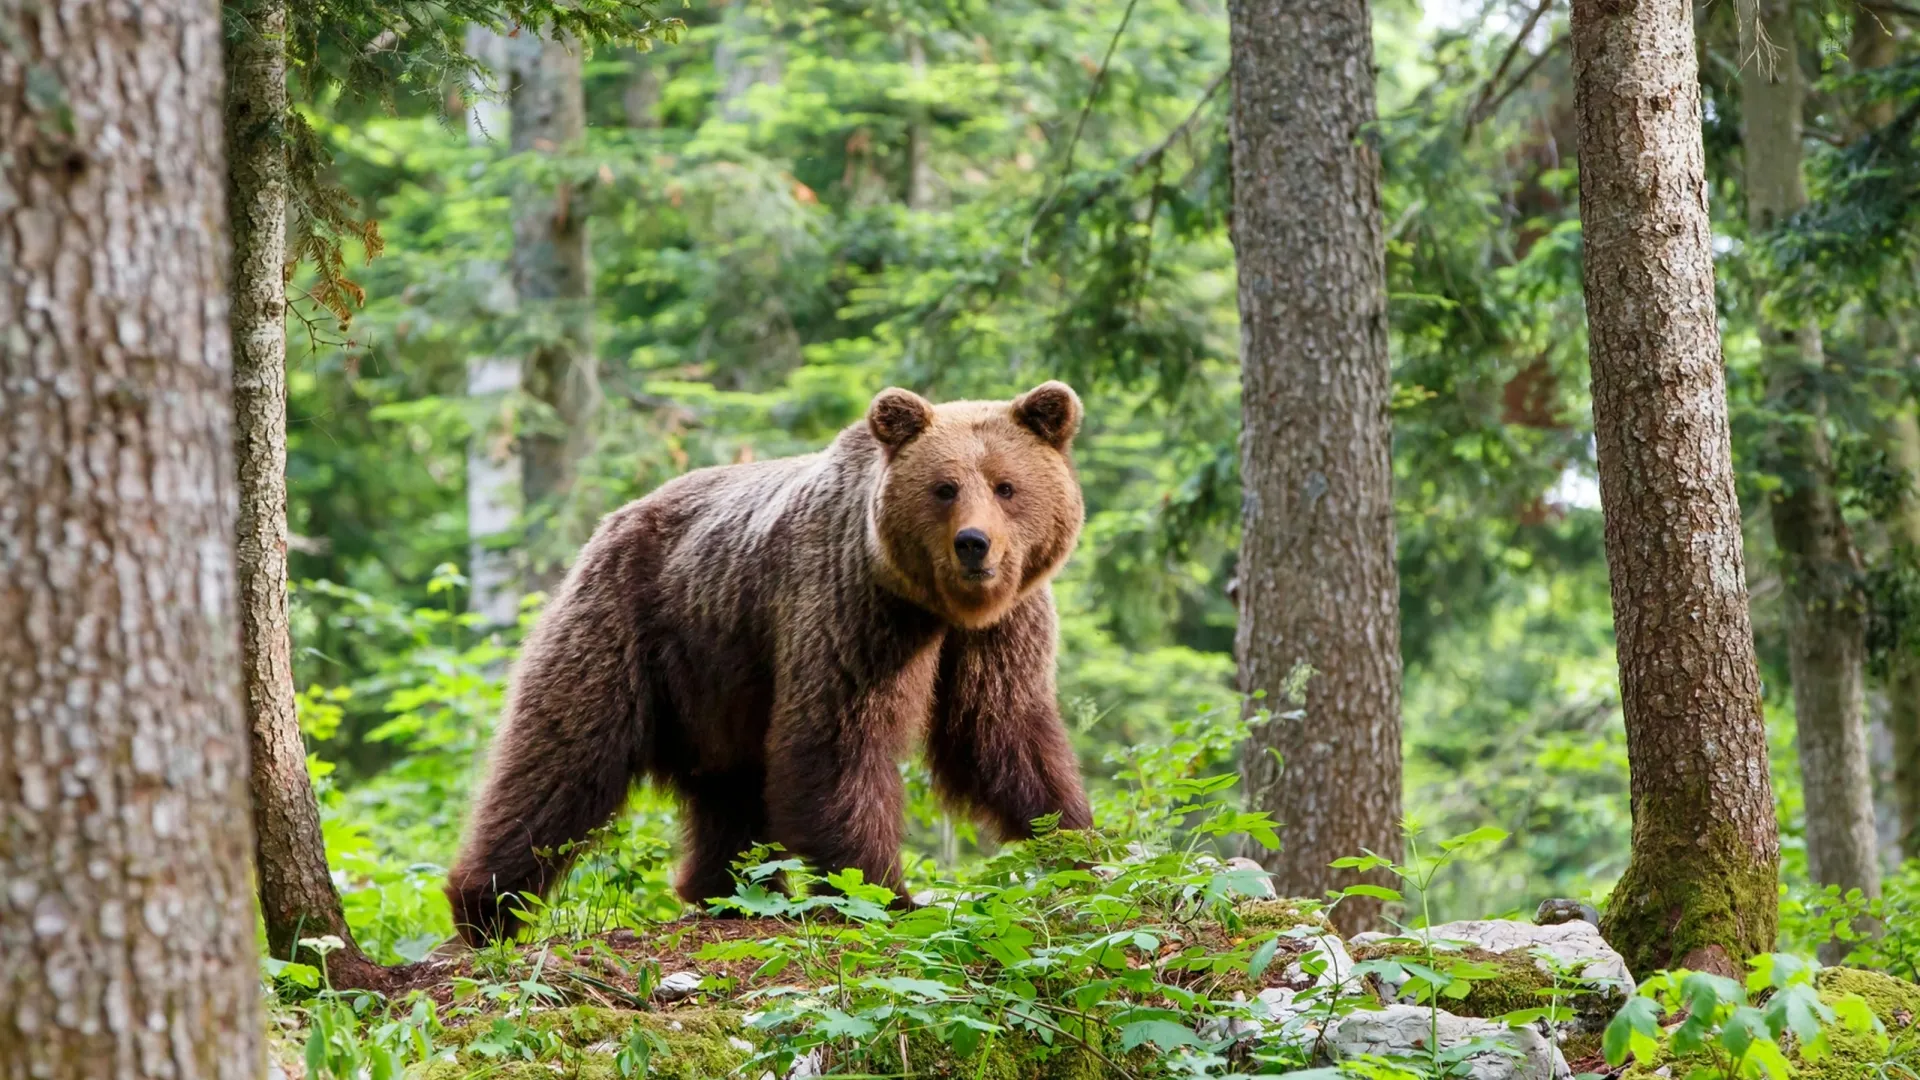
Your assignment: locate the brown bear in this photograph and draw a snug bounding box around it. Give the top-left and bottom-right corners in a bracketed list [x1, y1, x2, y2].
[445, 381, 1095, 944]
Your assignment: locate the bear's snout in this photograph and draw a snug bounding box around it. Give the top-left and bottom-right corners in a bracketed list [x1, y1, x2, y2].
[954, 527, 992, 573]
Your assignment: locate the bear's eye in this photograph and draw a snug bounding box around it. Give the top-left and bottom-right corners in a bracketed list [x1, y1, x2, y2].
[994, 482, 1016, 500]
[933, 482, 959, 501]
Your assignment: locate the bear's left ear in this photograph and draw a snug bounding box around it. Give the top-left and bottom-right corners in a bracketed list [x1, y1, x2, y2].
[1012, 381, 1082, 449]
[868, 387, 936, 452]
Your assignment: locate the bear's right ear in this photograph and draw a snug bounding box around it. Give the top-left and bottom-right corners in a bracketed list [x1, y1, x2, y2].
[867, 387, 935, 452]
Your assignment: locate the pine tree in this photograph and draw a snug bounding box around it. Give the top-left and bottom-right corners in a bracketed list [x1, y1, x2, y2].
[1571, 0, 1780, 976]
[1, 1, 263, 1070]
[1742, 0, 1879, 960]
[1228, 0, 1404, 936]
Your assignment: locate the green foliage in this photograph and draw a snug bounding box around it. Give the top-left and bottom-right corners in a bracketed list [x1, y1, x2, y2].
[1606, 955, 1887, 1080]
[270, 14, 1920, 1077]
[1782, 861, 1920, 982]
[1758, 58, 1920, 325]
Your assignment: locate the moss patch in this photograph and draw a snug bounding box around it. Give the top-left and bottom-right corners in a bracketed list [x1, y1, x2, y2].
[418, 1003, 1156, 1080]
[1807, 967, 1920, 1080]
[1816, 968, 1920, 1030]
[1622, 969, 1920, 1080]
[423, 1005, 756, 1080]
[1235, 899, 1335, 934]
[1349, 941, 1555, 1020]
[896, 1024, 1157, 1080]
[1562, 1029, 1605, 1072]
[1599, 823, 1777, 978]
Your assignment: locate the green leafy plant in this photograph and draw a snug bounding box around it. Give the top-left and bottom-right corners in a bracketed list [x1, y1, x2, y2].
[1603, 954, 1884, 1080]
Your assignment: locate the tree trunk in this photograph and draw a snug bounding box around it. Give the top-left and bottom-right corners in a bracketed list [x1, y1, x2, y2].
[226, 0, 389, 987]
[1227, 0, 1404, 937]
[1850, 9, 1920, 863]
[713, 3, 784, 124]
[468, 350, 524, 627]
[1571, 0, 1781, 977]
[1742, 0, 1880, 960]
[0, 0, 263, 1072]
[1888, 406, 1920, 858]
[465, 24, 526, 627]
[904, 35, 937, 210]
[622, 46, 662, 129]
[507, 27, 598, 589]
[465, 25, 512, 144]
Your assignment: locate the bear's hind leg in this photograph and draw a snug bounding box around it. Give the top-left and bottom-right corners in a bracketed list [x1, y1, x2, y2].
[674, 770, 774, 911]
[445, 539, 652, 945]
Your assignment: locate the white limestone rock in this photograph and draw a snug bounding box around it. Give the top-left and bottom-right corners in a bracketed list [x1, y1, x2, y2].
[1327, 1004, 1570, 1080]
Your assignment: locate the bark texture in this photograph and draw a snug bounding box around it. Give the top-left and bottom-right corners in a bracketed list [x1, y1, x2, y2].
[1741, 0, 1879, 957]
[0, 0, 263, 1073]
[506, 28, 599, 587]
[1227, 0, 1404, 937]
[226, 0, 387, 986]
[1570, 0, 1780, 977]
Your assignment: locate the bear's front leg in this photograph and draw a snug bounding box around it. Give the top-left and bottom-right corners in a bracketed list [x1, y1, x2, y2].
[763, 638, 941, 902]
[928, 588, 1093, 840]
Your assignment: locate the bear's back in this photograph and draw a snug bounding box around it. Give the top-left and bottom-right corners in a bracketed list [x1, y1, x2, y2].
[589, 425, 881, 649]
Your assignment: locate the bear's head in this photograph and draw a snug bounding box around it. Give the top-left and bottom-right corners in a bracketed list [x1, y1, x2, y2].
[866, 381, 1085, 629]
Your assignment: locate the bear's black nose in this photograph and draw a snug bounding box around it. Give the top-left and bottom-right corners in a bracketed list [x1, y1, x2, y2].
[954, 528, 991, 567]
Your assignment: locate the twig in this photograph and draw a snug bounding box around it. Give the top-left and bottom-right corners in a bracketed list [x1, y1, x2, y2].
[1861, 0, 1920, 20]
[1385, 198, 1428, 245]
[1740, 0, 1785, 80]
[559, 968, 647, 1008]
[1467, 32, 1567, 135]
[1004, 1006, 1140, 1080]
[1466, 0, 1555, 135]
[1030, 68, 1229, 240]
[1021, 0, 1144, 266]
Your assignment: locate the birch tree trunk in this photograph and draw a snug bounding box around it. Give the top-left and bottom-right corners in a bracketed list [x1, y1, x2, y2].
[713, 3, 784, 124]
[1742, 0, 1880, 959]
[1228, 0, 1404, 937]
[0, 0, 263, 1072]
[622, 46, 662, 129]
[226, 0, 387, 986]
[465, 24, 525, 627]
[905, 35, 937, 210]
[507, 27, 599, 590]
[1571, 0, 1780, 977]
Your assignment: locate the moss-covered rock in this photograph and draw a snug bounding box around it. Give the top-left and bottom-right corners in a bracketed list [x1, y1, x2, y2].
[1803, 967, 1920, 1080]
[1815, 968, 1920, 1029]
[1236, 899, 1335, 934]
[1621, 968, 1920, 1080]
[1349, 941, 1556, 1020]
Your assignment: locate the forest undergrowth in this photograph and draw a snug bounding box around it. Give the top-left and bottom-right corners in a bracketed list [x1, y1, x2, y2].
[271, 582, 1920, 1080]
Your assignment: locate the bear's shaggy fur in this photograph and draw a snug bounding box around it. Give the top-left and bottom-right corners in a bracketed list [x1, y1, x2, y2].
[445, 382, 1095, 943]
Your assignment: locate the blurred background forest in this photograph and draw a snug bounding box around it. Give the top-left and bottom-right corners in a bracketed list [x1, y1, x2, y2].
[276, 0, 1915, 959]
